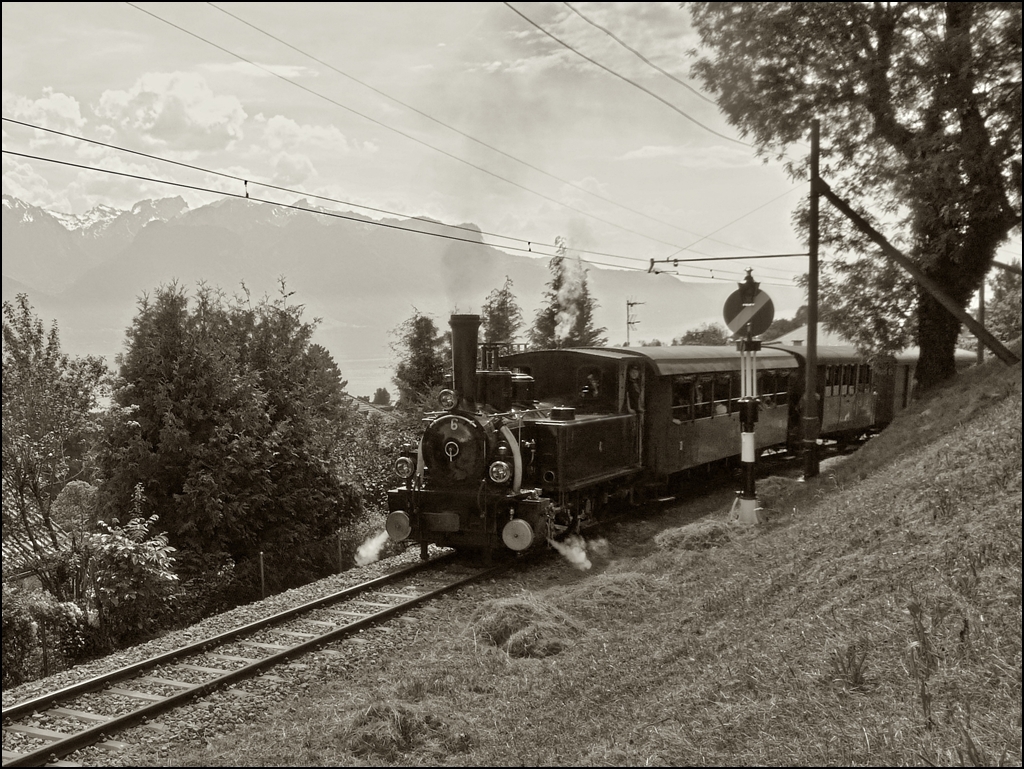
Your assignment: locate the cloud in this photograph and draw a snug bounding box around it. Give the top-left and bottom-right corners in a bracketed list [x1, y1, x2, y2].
[271, 151, 316, 186]
[95, 72, 247, 152]
[259, 114, 351, 153]
[203, 62, 318, 79]
[620, 144, 756, 168]
[3, 88, 85, 131]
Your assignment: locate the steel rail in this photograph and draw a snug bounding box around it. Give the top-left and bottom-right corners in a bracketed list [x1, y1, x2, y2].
[3, 554, 510, 767]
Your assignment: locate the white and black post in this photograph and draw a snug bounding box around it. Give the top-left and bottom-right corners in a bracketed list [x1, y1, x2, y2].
[736, 333, 762, 524]
[723, 270, 772, 525]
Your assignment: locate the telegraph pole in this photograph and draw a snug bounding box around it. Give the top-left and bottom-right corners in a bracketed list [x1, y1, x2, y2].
[626, 299, 643, 346]
[804, 118, 821, 480]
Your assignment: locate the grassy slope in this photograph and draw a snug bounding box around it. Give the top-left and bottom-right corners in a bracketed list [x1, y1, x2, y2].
[188, 353, 1022, 767]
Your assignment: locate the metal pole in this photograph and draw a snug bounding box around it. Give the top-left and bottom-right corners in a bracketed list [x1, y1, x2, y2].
[259, 551, 266, 599]
[804, 119, 821, 479]
[977, 280, 985, 365]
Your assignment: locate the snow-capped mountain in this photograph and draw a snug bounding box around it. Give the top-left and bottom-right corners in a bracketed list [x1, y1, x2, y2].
[2, 193, 803, 398]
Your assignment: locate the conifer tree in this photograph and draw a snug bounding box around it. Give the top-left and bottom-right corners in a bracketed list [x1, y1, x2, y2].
[530, 237, 607, 349]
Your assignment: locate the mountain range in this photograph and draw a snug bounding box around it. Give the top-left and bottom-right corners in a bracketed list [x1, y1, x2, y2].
[2, 194, 803, 398]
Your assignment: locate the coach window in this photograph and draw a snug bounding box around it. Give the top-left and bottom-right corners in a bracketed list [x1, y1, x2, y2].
[824, 366, 836, 397]
[859, 365, 872, 392]
[713, 373, 732, 416]
[694, 375, 714, 419]
[773, 369, 789, 406]
[672, 375, 694, 421]
[759, 370, 775, 407]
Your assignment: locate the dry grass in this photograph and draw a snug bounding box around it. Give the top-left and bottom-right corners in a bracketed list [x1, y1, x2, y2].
[177, 354, 1022, 766]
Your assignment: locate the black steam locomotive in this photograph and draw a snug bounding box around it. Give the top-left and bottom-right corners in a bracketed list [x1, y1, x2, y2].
[385, 314, 949, 559]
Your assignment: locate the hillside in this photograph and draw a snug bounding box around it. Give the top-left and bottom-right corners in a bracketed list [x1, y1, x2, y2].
[175, 350, 1021, 766]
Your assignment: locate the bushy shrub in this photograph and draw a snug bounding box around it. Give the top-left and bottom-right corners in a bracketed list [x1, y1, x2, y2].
[88, 514, 178, 647]
[2, 583, 88, 689]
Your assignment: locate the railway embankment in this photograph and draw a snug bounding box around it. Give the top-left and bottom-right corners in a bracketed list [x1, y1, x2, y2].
[8, 347, 1020, 766]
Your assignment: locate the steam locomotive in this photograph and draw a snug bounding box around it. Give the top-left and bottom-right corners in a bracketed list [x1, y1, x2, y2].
[385, 314, 946, 560]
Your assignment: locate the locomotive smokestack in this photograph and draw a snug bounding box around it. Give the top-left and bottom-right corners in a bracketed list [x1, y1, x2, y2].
[449, 314, 480, 409]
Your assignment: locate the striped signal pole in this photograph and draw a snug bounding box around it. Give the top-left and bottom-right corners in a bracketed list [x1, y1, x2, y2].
[724, 271, 773, 524]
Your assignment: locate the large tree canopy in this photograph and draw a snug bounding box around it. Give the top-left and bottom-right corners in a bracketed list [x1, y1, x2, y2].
[690, 2, 1022, 389]
[96, 283, 356, 563]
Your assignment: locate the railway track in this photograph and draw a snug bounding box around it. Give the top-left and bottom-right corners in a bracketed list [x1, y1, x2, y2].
[2, 553, 510, 767]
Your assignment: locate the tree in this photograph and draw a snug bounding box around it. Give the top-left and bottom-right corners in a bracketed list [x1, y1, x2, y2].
[763, 306, 808, 342]
[530, 237, 608, 349]
[987, 260, 1022, 344]
[690, 3, 1022, 390]
[673, 322, 730, 346]
[95, 282, 357, 568]
[2, 295, 107, 600]
[391, 309, 446, 408]
[481, 275, 523, 346]
[371, 387, 391, 406]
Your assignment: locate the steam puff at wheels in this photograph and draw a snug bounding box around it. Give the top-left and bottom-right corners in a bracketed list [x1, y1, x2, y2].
[502, 519, 535, 551]
[386, 510, 411, 541]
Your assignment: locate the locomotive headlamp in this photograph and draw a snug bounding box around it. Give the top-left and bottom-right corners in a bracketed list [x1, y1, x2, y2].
[488, 460, 513, 484]
[394, 455, 416, 480]
[438, 389, 458, 410]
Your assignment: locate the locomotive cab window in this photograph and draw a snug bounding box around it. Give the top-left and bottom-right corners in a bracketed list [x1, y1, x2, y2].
[576, 365, 615, 410]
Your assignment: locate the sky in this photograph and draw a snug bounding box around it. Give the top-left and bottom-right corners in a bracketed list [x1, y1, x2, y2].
[2, 2, 816, 289]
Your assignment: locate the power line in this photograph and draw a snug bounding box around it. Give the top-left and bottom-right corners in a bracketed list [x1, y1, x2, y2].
[562, 3, 717, 105]
[504, 2, 748, 146]
[206, 2, 761, 254]
[4, 148, 798, 287]
[1, 116, 530, 249]
[125, 3, 806, 274]
[3, 116, 787, 279]
[124, 1, 742, 259]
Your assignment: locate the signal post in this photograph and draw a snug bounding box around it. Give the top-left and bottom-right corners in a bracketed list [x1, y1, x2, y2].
[724, 271, 774, 524]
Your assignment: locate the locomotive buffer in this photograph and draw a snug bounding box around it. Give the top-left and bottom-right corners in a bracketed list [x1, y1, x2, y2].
[724, 271, 774, 524]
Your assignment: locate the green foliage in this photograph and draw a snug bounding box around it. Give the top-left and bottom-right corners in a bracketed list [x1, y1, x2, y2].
[987, 259, 1022, 344]
[673, 322, 730, 346]
[481, 275, 523, 346]
[87, 504, 178, 647]
[340, 412, 415, 513]
[2, 583, 88, 689]
[530, 237, 607, 349]
[96, 282, 357, 565]
[763, 305, 808, 342]
[2, 294, 107, 600]
[391, 310, 447, 408]
[371, 387, 392, 406]
[810, 257, 918, 356]
[689, 3, 1022, 389]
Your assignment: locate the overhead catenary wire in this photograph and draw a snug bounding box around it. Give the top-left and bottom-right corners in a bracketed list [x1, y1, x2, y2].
[504, 2, 748, 147]
[562, 2, 717, 105]
[124, 1, 749, 261]
[122, 3, 808, 277]
[205, 2, 764, 255]
[1, 117, 799, 282]
[2, 148, 799, 287]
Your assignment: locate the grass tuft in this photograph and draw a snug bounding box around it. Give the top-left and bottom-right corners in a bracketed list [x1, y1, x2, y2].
[654, 518, 734, 550]
[466, 592, 582, 658]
